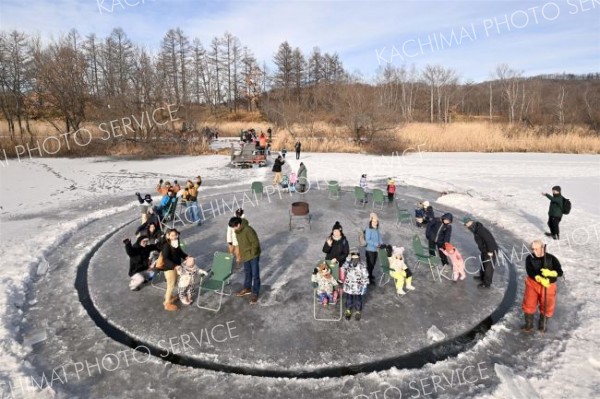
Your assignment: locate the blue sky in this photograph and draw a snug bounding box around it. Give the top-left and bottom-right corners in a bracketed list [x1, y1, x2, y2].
[0, 0, 598, 82]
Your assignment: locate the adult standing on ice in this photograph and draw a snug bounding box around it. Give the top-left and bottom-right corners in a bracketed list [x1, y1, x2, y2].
[359, 174, 368, 203]
[230, 216, 262, 305]
[542, 186, 565, 240]
[295, 140, 302, 159]
[161, 229, 193, 311]
[463, 216, 498, 289]
[297, 162, 308, 193]
[521, 240, 563, 333]
[364, 213, 383, 284]
[272, 155, 285, 185]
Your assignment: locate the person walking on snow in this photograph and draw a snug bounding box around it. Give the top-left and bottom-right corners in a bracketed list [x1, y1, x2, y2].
[543, 185, 564, 240]
[272, 155, 285, 185]
[521, 239, 563, 333]
[230, 216, 261, 305]
[463, 216, 498, 289]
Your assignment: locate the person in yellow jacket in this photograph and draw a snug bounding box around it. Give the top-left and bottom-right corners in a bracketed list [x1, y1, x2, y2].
[388, 246, 415, 295]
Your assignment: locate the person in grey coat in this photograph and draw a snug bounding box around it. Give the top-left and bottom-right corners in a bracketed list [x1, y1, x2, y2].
[297, 162, 308, 193]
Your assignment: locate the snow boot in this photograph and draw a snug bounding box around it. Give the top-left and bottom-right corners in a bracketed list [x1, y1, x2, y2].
[521, 313, 534, 333]
[538, 315, 548, 333]
[355, 311, 362, 321]
[396, 288, 406, 295]
[344, 309, 352, 320]
[164, 302, 178, 311]
[405, 277, 415, 291]
[544, 232, 553, 237]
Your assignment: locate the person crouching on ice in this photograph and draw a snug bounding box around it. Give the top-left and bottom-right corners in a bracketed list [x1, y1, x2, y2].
[388, 246, 415, 295]
[521, 239, 563, 333]
[342, 248, 369, 321]
[311, 262, 338, 307]
[175, 257, 207, 305]
[440, 243, 466, 282]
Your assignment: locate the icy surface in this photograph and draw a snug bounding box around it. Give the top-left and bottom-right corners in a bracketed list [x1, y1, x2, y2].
[0, 151, 599, 398]
[427, 325, 447, 343]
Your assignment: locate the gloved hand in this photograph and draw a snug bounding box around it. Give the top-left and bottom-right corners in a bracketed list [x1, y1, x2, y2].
[541, 268, 558, 278]
[135, 192, 140, 197]
[313, 268, 318, 275]
[123, 238, 130, 244]
[159, 179, 163, 184]
[535, 275, 550, 288]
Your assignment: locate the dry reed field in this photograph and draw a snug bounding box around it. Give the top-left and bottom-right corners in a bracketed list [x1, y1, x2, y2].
[1, 119, 599, 158]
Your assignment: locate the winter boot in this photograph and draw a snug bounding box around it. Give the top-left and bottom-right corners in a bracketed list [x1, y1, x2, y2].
[396, 287, 406, 295]
[521, 313, 534, 333]
[538, 315, 548, 332]
[344, 309, 352, 320]
[355, 311, 362, 321]
[405, 277, 416, 291]
[322, 298, 328, 308]
[164, 302, 178, 311]
[544, 232, 553, 237]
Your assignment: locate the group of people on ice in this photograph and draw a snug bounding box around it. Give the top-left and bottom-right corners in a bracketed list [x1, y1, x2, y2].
[123, 163, 567, 333]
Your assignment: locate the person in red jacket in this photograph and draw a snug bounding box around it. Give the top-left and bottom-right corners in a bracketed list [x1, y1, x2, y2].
[386, 178, 396, 202]
[521, 239, 563, 333]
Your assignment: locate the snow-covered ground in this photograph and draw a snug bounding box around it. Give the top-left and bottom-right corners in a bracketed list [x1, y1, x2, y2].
[0, 149, 599, 398]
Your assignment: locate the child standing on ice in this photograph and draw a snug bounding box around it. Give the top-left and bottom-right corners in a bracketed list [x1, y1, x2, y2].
[440, 242, 466, 281]
[342, 248, 369, 321]
[386, 178, 396, 202]
[175, 257, 207, 305]
[311, 262, 339, 307]
[289, 171, 297, 193]
[388, 246, 415, 295]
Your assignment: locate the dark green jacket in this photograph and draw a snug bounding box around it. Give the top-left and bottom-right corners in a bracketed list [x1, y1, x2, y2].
[545, 194, 564, 217]
[235, 219, 261, 262]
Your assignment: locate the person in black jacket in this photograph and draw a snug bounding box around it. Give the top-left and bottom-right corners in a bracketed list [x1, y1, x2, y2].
[123, 235, 158, 291]
[422, 201, 435, 225]
[295, 141, 302, 159]
[425, 213, 453, 265]
[322, 221, 350, 266]
[463, 216, 499, 288]
[161, 228, 192, 311]
[272, 155, 285, 185]
[521, 240, 563, 333]
[542, 185, 565, 240]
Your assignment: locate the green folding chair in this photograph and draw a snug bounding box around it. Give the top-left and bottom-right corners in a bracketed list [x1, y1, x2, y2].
[196, 252, 234, 312]
[251, 181, 264, 200]
[411, 235, 449, 282]
[354, 186, 366, 207]
[372, 189, 385, 210]
[328, 181, 340, 199]
[313, 260, 343, 322]
[396, 207, 413, 228]
[377, 248, 393, 287]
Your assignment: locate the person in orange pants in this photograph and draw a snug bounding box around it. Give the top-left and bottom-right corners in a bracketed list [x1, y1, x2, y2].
[521, 239, 563, 333]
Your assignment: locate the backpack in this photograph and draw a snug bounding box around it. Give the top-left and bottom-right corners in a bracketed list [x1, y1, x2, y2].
[562, 197, 572, 215]
[358, 230, 367, 247]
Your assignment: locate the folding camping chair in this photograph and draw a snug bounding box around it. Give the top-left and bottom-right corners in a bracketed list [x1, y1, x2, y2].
[354, 186, 366, 207]
[372, 189, 385, 210]
[251, 181, 264, 201]
[159, 198, 183, 230]
[313, 260, 343, 322]
[377, 247, 393, 287]
[396, 207, 413, 228]
[196, 251, 234, 312]
[411, 235, 451, 282]
[328, 181, 340, 199]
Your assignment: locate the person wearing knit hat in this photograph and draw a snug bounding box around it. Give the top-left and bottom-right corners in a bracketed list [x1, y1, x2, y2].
[463, 216, 499, 288]
[323, 222, 350, 266]
[388, 245, 415, 295]
[440, 242, 466, 281]
[387, 178, 396, 203]
[542, 185, 565, 240]
[364, 213, 383, 284]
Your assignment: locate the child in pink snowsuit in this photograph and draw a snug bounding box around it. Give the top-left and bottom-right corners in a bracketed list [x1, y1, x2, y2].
[440, 243, 466, 281]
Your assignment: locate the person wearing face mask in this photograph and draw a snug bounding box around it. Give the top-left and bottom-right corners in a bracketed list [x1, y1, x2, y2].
[342, 248, 369, 321]
[521, 240, 563, 333]
[160, 228, 193, 311]
[322, 221, 350, 266]
[463, 216, 498, 289]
